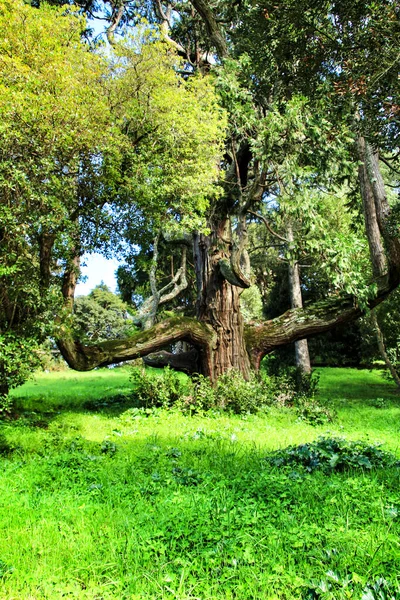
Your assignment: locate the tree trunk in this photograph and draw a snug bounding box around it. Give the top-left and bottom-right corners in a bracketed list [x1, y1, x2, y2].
[194, 217, 251, 380]
[370, 310, 400, 391]
[287, 224, 311, 373]
[57, 138, 400, 380]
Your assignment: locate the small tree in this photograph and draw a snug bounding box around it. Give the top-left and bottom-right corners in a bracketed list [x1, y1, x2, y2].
[73, 284, 136, 342]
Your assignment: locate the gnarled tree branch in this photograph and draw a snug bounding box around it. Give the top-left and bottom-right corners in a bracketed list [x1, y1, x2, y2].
[57, 315, 216, 374]
[143, 348, 199, 373]
[189, 0, 228, 58]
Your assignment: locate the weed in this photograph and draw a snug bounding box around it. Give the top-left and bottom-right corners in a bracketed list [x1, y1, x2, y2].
[130, 365, 188, 408]
[100, 439, 117, 456]
[304, 574, 400, 599]
[295, 397, 336, 425]
[269, 436, 399, 473]
[0, 559, 14, 579]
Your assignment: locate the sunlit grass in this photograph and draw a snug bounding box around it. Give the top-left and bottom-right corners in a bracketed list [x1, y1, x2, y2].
[1, 367, 400, 599]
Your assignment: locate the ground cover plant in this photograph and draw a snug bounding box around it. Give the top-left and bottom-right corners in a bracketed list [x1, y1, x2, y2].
[0, 367, 399, 599]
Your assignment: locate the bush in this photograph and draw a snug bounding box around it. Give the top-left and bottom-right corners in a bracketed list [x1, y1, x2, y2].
[129, 364, 331, 418]
[130, 367, 274, 414]
[294, 397, 336, 425]
[130, 366, 189, 408]
[178, 370, 273, 414]
[266, 367, 334, 425]
[269, 436, 399, 473]
[214, 370, 272, 413]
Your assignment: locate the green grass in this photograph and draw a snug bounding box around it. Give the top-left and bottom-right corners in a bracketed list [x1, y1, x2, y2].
[1, 367, 400, 599]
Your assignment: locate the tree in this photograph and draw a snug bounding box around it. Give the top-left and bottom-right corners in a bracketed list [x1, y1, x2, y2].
[55, 0, 400, 381]
[0, 0, 224, 396]
[0, 1, 113, 397]
[73, 284, 136, 342]
[2, 0, 400, 388]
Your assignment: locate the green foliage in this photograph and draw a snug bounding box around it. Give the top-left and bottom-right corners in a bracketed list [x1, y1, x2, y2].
[110, 30, 226, 235]
[269, 436, 399, 474]
[130, 367, 273, 414]
[130, 365, 326, 416]
[264, 367, 335, 425]
[130, 366, 189, 409]
[305, 574, 400, 600]
[0, 333, 43, 406]
[0, 1, 226, 395]
[184, 370, 273, 414]
[295, 397, 336, 426]
[214, 370, 271, 414]
[240, 285, 263, 322]
[73, 283, 135, 342]
[2, 367, 400, 598]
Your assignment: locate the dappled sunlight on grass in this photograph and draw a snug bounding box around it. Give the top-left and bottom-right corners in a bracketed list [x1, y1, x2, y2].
[1, 367, 400, 598]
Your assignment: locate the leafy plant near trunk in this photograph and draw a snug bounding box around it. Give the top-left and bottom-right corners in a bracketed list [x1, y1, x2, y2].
[129, 365, 329, 417]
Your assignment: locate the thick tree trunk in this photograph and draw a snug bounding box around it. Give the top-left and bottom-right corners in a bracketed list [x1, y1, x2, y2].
[287, 225, 311, 373]
[194, 218, 251, 380]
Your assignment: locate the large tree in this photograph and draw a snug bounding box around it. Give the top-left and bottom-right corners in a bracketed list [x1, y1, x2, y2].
[0, 0, 224, 396]
[2, 0, 400, 386]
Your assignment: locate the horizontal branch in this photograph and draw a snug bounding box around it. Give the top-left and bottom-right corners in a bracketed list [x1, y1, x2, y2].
[245, 290, 393, 370]
[143, 349, 199, 374]
[57, 317, 216, 372]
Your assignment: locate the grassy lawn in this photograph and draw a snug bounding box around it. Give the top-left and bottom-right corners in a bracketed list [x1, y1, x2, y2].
[1, 367, 400, 599]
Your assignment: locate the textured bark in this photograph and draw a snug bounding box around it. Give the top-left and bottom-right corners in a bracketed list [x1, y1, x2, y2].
[194, 217, 251, 380]
[245, 296, 361, 370]
[143, 349, 199, 374]
[287, 225, 311, 373]
[57, 317, 215, 372]
[39, 233, 56, 289]
[189, 0, 228, 57]
[61, 255, 80, 313]
[357, 136, 388, 280]
[364, 141, 400, 285]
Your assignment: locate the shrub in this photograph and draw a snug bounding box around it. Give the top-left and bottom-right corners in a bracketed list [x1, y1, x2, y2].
[130, 366, 188, 408]
[269, 436, 399, 473]
[214, 370, 272, 414]
[129, 364, 329, 418]
[130, 367, 274, 414]
[294, 396, 336, 426]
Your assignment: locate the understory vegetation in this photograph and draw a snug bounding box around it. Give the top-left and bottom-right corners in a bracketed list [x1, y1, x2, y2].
[0, 367, 399, 599]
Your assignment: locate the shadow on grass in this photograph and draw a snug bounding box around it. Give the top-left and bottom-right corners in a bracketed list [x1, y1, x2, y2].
[2, 406, 400, 599]
[317, 367, 400, 403]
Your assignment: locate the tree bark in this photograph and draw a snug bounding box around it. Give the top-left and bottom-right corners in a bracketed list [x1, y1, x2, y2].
[357, 136, 388, 280]
[57, 316, 215, 372]
[143, 349, 199, 374]
[370, 310, 400, 391]
[287, 224, 311, 373]
[194, 217, 251, 380]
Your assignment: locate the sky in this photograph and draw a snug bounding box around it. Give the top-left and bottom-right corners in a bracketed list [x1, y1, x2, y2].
[75, 253, 121, 296]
